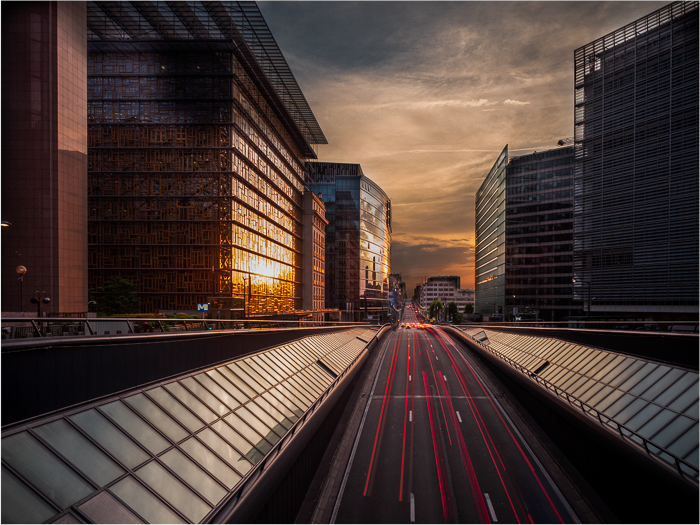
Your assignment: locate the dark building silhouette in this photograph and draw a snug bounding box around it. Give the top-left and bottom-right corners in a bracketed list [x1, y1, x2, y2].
[573, 1, 698, 318]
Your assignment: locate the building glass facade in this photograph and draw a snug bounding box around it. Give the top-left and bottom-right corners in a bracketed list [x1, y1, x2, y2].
[505, 146, 576, 321]
[86, 2, 326, 315]
[573, 1, 698, 316]
[302, 191, 327, 320]
[308, 162, 391, 320]
[475, 146, 507, 317]
[1, 2, 88, 315]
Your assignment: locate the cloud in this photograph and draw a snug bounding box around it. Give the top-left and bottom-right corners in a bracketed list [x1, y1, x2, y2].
[503, 99, 530, 106]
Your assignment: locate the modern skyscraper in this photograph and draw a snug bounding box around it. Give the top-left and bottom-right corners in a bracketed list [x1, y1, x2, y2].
[308, 162, 391, 321]
[2, 2, 88, 315]
[573, 1, 698, 318]
[302, 191, 327, 321]
[475, 147, 507, 317]
[505, 145, 576, 321]
[86, 1, 327, 315]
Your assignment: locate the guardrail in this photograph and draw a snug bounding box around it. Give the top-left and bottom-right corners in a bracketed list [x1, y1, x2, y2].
[460, 320, 699, 333]
[1, 317, 369, 340]
[456, 328, 699, 483]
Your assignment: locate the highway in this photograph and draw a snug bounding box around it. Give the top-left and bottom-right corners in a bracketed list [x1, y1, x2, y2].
[332, 307, 578, 523]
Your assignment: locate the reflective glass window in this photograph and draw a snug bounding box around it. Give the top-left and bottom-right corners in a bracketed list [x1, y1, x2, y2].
[224, 413, 272, 454]
[639, 369, 685, 402]
[278, 347, 309, 369]
[669, 382, 699, 412]
[246, 357, 279, 383]
[551, 370, 575, 387]
[146, 387, 204, 432]
[235, 362, 272, 389]
[566, 374, 590, 393]
[301, 367, 330, 390]
[207, 369, 249, 403]
[636, 410, 676, 440]
[235, 406, 282, 442]
[618, 362, 656, 391]
[568, 349, 594, 371]
[77, 490, 143, 524]
[180, 436, 242, 489]
[684, 400, 699, 420]
[100, 401, 170, 455]
[160, 448, 226, 506]
[654, 374, 698, 406]
[585, 354, 616, 378]
[224, 364, 263, 395]
[110, 476, 185, 524]
[579, 382, 606, 403]
[165, 382, 217, 423]
[33, 419, 124, 487]
[124, 394, 188, 443]
[285, 375, 317, 403]
[592, 355, 626, 381]
[588, 385, 615, 407]
[181, 377, 228, 416]
[1, 432, 93, 509]
[652, 415, 694, 448]
[200, 425, 257, 470]
[609, 360, 646, 388]
[292, 371, 322, 397]
[599, 358, 635, 383]
[605, 394, 641, 421]
[1, 465, 58, 524]
[666, 423, 699, 459]
[629, 365, 671, 396]
[276, 383, 310, 410]
[626, 404, 662, 431]
[264, 352, 298, 375]
[253, 355, 287, 381]
[261, 392, 299, 422]
[136, 460, 211, 522]
[69, 410, 149, 469]
[578, 353, 607, 375]
[595, 389, 625, 412]
[194, 373, 240, 411]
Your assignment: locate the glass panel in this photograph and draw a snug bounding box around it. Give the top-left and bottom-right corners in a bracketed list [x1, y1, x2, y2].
[165, 382, 217, 423]
[1, 465, 58, 524]
[110, 476, 185, 524]
[207, 369, 250, 403]
[625, 403, 661, 431]
[253, 355, 287, 381]
[684, 400, 699, 420]
[100, 401, 170, 455]
[224, 413, 272, 454]
[636, 410, 676, 440]
[200, 425, 258, 470]
[1, 433, 93, 509]
[604, 394, 638, 420]
[160, 448, 226, 506]
[570, 378, 596, 398]
[651, 416, 695, 448]
[639, 368, 685, 401]
[669, 382, 699, 412]
[235, 406, 282, 443]
[558, 347, 583, 368]
[609, 360, 646, 388]
[579, 382, 605, 403]
[287, 375, 319, 402]
[254, 398, 293, 428]
[585, 354, 616, 378]
[180, 436, 242, 489]
[146, 387, 204, 432]
[539, 364, 561, 381]
[262, 392, 299, 422]
[77, 490, 143, 524]
[683, 447, 698, 468]
[246, 358, 278, 384]
[181, 377, 228, 416]
[301, 367, 329, 391]
[654, 374, 698, 406]
[598, 358, 635, 384]
[278, 346, 309, 369]
[194, 373, 240, 411]
[566, 375, 590, 394]
[577, 353, 607, 375]
[587, 385, 615, 407]
[568, 349, 594, 371]
[275, 383, 310, 411]
[629, 365, 672, 396]
[233, 362, 271, 390]
[69, 409, 149, 469]
[618, 362, 656, 391]
[264, 352, 298, 375]
[33, 419, 124, 487]
[677, 433, 696, 465]
[124, 394, 188, 443]
[135, 460, 211, 523]
[223, 364, 263, 395]
[595, 389, 625, 412]
[552, 371, 575, 387]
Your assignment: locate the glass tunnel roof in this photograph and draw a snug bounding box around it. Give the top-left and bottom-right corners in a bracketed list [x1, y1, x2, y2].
[1, 327, 379, 524]
[459, 327, 699, 480]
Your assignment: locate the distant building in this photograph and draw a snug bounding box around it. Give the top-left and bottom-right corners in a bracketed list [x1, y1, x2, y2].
[1, 2, 88, 315]
[455, 289, 475, 312]
[475, 148, 507, 316]
[419, 276, 461, 310]
[308, 162, 391, 321]
[506, 146, 576, 321]
[86, 1, 327, 315]
[302, 191, 328, 321]
[573, 1, 698, 318]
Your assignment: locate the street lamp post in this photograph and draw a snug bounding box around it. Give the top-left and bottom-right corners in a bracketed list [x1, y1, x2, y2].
[30, 291, 50, 318]
[572, 279, 591, 317]
[16, 266, 26, 312]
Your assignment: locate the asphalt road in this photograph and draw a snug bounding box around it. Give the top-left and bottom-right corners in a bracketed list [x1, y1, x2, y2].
[333, 308, 578, 523]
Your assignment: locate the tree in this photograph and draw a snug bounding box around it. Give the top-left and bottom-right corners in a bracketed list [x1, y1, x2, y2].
[429, 300, 443, 321]
[94, 277, 140, 316]
[464, 302, 475, 315]
[447, 302, 459, 322]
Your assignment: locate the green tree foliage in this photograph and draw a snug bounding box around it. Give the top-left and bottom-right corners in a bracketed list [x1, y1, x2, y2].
[464, 302, 475, 314]
[447, 302, 459, 322]
[429, 300, 443, 320]
[94, 277, 140, 316]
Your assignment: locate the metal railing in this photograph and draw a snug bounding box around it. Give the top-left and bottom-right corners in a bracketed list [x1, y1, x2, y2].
[457, 328, 699, 482]
[1, 316, 369, 341]
[459, 320, 699, 333]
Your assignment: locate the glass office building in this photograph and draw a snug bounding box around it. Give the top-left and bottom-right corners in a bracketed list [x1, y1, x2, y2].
[505, 146, 576, 321]
[86, 2, 326, 314]
[308, 162, 391, 320]
[573, 1, 698, 317]
[475, 147, 507, 317]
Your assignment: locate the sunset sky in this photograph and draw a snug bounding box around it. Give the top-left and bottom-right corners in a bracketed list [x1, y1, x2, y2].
[259, 1, 667, 295]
